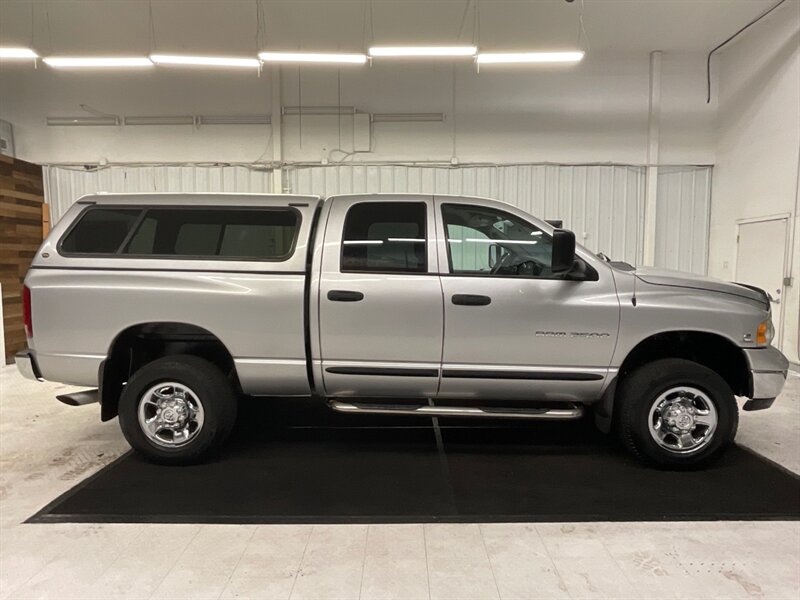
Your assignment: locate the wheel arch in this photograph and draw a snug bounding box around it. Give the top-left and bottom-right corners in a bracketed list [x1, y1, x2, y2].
[597, 330, 750, 429]
[100, 321, 239, 422]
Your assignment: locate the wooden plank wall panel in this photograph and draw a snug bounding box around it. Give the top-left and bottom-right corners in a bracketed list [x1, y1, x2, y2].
[0, 155, 44, 364]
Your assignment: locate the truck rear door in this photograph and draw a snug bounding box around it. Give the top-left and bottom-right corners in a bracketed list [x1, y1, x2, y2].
[314, 195, 444, 398]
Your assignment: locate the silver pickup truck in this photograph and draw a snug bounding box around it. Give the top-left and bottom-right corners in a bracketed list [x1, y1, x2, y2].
[16, 193, 789, 467]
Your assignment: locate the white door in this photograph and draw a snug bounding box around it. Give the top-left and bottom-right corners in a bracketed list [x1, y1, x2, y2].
[736, 217, 788, 345]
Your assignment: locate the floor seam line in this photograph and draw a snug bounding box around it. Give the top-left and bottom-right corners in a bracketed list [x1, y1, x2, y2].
[147, 524, 204, 599]
[531, 525, 571, 599]
[288, 525, 314, 599]
[357, 524, 370, 600]
[216, 525, 258, 599]
[600, 537, 640, 596]
[478, 523, 503, 600]
[422, 524, 432, 600]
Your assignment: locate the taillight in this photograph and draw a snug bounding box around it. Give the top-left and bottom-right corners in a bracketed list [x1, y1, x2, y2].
[22, 285, 32, 338]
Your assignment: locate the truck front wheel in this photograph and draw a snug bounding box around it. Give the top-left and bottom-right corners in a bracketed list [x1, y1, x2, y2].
[118, 355, 237, 465]
[615, 358, 738, 468]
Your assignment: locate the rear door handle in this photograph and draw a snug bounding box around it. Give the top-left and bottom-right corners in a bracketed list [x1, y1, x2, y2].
[452, 294, 491, 306]
[327, 290, 365, 302]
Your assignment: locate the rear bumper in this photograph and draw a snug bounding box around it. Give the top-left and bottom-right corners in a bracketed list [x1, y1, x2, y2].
[15, 351, 43, 382]
[743, 346, 789, 406]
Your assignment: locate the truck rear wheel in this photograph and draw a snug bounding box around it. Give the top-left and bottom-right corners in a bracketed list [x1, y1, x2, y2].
[118, 355, 237, 465]
[615, 358, 738, 469]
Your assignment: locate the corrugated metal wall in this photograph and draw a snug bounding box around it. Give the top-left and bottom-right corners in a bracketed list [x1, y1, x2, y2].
[289, 164, 648, 265]
[43, 165, 274, 222]
[43, 163, 711, 272]
[654, 166, 712, 274]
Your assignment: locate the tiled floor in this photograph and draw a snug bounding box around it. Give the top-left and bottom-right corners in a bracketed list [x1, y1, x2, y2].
[1, 366, 798, 600]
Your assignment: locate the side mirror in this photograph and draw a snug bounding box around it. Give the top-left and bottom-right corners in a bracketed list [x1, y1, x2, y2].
[551, 228, 576, 274]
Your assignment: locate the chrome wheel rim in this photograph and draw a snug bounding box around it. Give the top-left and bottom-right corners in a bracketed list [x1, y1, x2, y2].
[648, 386, 718, 454]
[137, 382, 204, 448]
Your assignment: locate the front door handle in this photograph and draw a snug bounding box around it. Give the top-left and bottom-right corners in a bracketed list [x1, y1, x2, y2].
[327, 290, 365, 302]
[452, 294, 491, 306]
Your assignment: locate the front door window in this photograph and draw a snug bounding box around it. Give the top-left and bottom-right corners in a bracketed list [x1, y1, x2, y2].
[442, 203, 555, 278]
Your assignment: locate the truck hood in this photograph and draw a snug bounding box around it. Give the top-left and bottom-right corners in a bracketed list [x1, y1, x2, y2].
[632, 266, 769, 307]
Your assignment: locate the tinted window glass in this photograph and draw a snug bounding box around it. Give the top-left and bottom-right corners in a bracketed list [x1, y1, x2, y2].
[341, 202, 427, 273]
[125, 216, 156, 254]
[442, 204, 554, 278]
[174, 223, 221, 255]
[122, 208, 298, 260]
[60, 209, 141, 254]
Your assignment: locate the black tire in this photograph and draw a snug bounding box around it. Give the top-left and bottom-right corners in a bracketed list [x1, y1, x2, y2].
[615, 358, 738, 469]
[118, 355, 237, 465]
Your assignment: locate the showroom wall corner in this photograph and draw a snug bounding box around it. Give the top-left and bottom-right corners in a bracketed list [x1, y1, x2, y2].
[709, 4, 800, 363]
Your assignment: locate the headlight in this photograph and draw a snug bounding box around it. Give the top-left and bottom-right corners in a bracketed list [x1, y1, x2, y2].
[756, 318, 775, 346]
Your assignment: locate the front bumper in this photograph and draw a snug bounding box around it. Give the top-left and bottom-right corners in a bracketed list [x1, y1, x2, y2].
[15, 351, 43, 382]
[743, 346, 789, 409]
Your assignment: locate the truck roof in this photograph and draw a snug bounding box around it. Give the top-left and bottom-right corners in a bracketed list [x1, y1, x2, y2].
[327, 192, 512, 206]
[76, 192, 321, 207]
[76, 192, 508, 208]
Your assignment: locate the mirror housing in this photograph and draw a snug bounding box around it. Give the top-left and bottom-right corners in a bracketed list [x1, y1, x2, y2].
[551, 228, 576, 274]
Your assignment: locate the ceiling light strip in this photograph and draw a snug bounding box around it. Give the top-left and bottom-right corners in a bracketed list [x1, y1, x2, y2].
[43, 57, 153, 68]
[476, 51, 584, 64]
[0, 47, 38, 59]
[150, 54, 260, 68]
[258, 52, 367, 64]
[369, 46, 477, 57]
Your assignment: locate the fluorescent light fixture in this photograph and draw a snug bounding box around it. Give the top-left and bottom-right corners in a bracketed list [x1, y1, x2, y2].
[150, 54, 260, 68]
[43, 56, 153, 68]
[369, 46, 477, 58]
[124, 116, 195, 126]
[372, 112, 444, 123]
[258, 51, 367, 64]
[0, 47, 38, 59]
[476, 51, 584, 64]
[197, 115, 271, 125]
[47, 116, 120, 126]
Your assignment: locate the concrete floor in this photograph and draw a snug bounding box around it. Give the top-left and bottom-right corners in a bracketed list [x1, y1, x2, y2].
[0, 365, 798, 600]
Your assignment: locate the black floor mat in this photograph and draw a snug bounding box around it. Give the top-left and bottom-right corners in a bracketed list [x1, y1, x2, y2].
[29, 398, 800, 524]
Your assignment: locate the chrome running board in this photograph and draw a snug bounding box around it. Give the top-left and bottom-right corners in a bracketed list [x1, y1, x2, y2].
[328, 400, 584, 420]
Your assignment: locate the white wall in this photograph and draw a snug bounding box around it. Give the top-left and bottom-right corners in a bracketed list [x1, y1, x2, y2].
[0, 52, 715, 166]
[43, 164, 275, 222]
[709, 5, 800, 363]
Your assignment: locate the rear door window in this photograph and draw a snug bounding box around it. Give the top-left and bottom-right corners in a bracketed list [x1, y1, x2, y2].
[341, 202, 427, 273]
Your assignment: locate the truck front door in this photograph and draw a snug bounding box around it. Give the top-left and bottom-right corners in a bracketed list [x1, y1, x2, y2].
[435, 197, 619, 401]
[316, 196, 444, 398]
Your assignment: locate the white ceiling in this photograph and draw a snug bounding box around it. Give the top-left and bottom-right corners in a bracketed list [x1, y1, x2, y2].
[0, 0, 787, 57]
